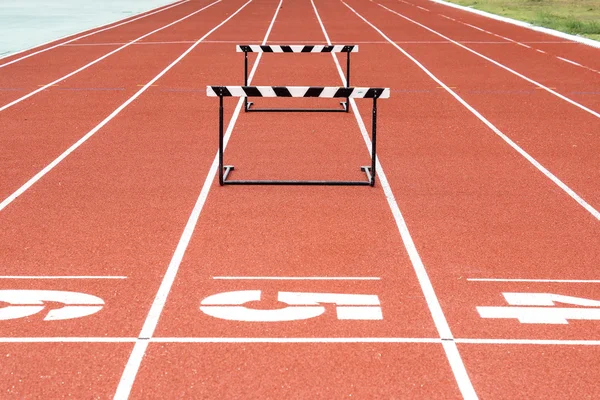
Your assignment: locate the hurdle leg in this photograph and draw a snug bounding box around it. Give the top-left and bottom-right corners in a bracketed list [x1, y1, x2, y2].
[244, 51, 253, 111]
[370, 96, 377, 186]
[219, 95, 224, 185]
[345, 52, 351, 112]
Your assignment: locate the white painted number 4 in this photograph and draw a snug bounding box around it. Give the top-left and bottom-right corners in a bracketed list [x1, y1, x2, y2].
[200, 290, 382, 322]
[478, 292, 600, 324]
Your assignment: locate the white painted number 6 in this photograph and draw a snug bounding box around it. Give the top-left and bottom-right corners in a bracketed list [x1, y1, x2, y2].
[200, 290, 382, 322]
[0, 290, 104, 321]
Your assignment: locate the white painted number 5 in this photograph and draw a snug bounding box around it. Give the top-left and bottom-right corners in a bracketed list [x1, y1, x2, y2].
[200, 290, 382, 322]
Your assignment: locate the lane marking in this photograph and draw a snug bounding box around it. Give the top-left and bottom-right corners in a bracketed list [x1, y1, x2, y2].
[468, 278, 600, 283]
[212, 276, 381, 280]
[376, 3, 600, 120]
[478, 293, 600, 324]
[61, 39, 571, 46]
[416, 6, 430, 11]
[0, 290, 104, 321]
[536, 49, 546, 54]
[456, 338, 600, 345]
[439, 14, 456, 21]
[313, 2, 477, 398]
[2, 337, 600, 345]
[347, 2, 600, 221]
[556, 56, 583, 67]
[0, 275, 126, 279]
[463, 23, 486, 32]
[459, 20, 538, 51]
[0, 0, 221, 112]
[0, 0, 191, 67]
[200, 291, 383, 322]
[0, 0, 224, 213]
[113, 1, 281, 398]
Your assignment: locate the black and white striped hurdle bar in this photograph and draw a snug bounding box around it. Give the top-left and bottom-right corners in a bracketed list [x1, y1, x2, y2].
[237, 44, 358, 112]
[208, 86, 390, 187]
[207, 86, 389, 98]
[236, 45, 358, 53]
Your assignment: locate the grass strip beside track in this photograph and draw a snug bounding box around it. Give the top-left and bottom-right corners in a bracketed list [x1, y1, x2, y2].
[444, 0, 600, 40]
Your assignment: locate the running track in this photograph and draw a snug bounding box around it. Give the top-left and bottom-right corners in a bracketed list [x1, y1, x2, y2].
[0, 0, 599, 397]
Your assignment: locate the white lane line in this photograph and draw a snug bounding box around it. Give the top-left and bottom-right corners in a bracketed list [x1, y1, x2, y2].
[152, 337, 440, 343]
[0, 0, 190, 68]
[2, 337, 600, 345]
[468, 278, 600, 283]
[113, 1, 281, 398]
[0, 1, 224, 214]
[377, 3, 600, 120]
[516, 42, 532, 48]
[212, 276, 381, 280]
[536, 49, 547, 54]
[0, 0, 221, 112]
[65, 40, 198, 46]
[0, 275, 127, 279]
[494, 34, 515, 42]
[440, 14, 456, 21]
[363, 3, 600, 220]
[64, 39, 570, 46]
[0, 337, 139, 343]
[463, 23, 485, 32]
[416, 6, 430, 11]
[556, 56, 583, 67]
[313, 1, 477, 399]
[456, 338, 600, 346]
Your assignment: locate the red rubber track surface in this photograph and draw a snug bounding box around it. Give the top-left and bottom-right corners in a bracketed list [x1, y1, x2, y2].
[0, 0, 599, 398]
[343, 0, 600, 207]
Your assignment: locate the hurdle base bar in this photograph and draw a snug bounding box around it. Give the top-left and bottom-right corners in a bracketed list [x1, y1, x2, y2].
[245, 100, 348, 113]
[222, 165, 374, 186]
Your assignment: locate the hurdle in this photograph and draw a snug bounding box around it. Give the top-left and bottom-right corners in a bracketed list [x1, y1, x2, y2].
[207, 86, 390, 186]
[237, 45, 358, 113]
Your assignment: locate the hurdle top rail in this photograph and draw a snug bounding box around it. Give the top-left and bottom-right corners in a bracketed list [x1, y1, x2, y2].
[207, 85, 390, 186]
[237, 44, 358, 112]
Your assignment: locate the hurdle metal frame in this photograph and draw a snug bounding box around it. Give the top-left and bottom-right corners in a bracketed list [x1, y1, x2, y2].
[238, 45, 357, 113]
[208, 86, 389, 186]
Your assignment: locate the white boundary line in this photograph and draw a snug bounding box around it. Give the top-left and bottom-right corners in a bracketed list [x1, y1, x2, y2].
[0, 275, 127, 279]
[377, 3, 600, 120]
[468, 278, 600, 284]
[2, 337, 600, 345]
[61, 39, 572, 46]
[0, 0, 190, 67]
[112, 1, 281, 398]
[0, 0, 226, 214]
[427, 0, 600, 49]
[0, 0, 221, 112]
[212, 276, 381, 280]
[343, 1, 599, 221]
[311, 1, 477, 398]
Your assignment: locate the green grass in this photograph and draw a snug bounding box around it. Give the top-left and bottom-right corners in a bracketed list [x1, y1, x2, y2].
[446, 0, 600, 41]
